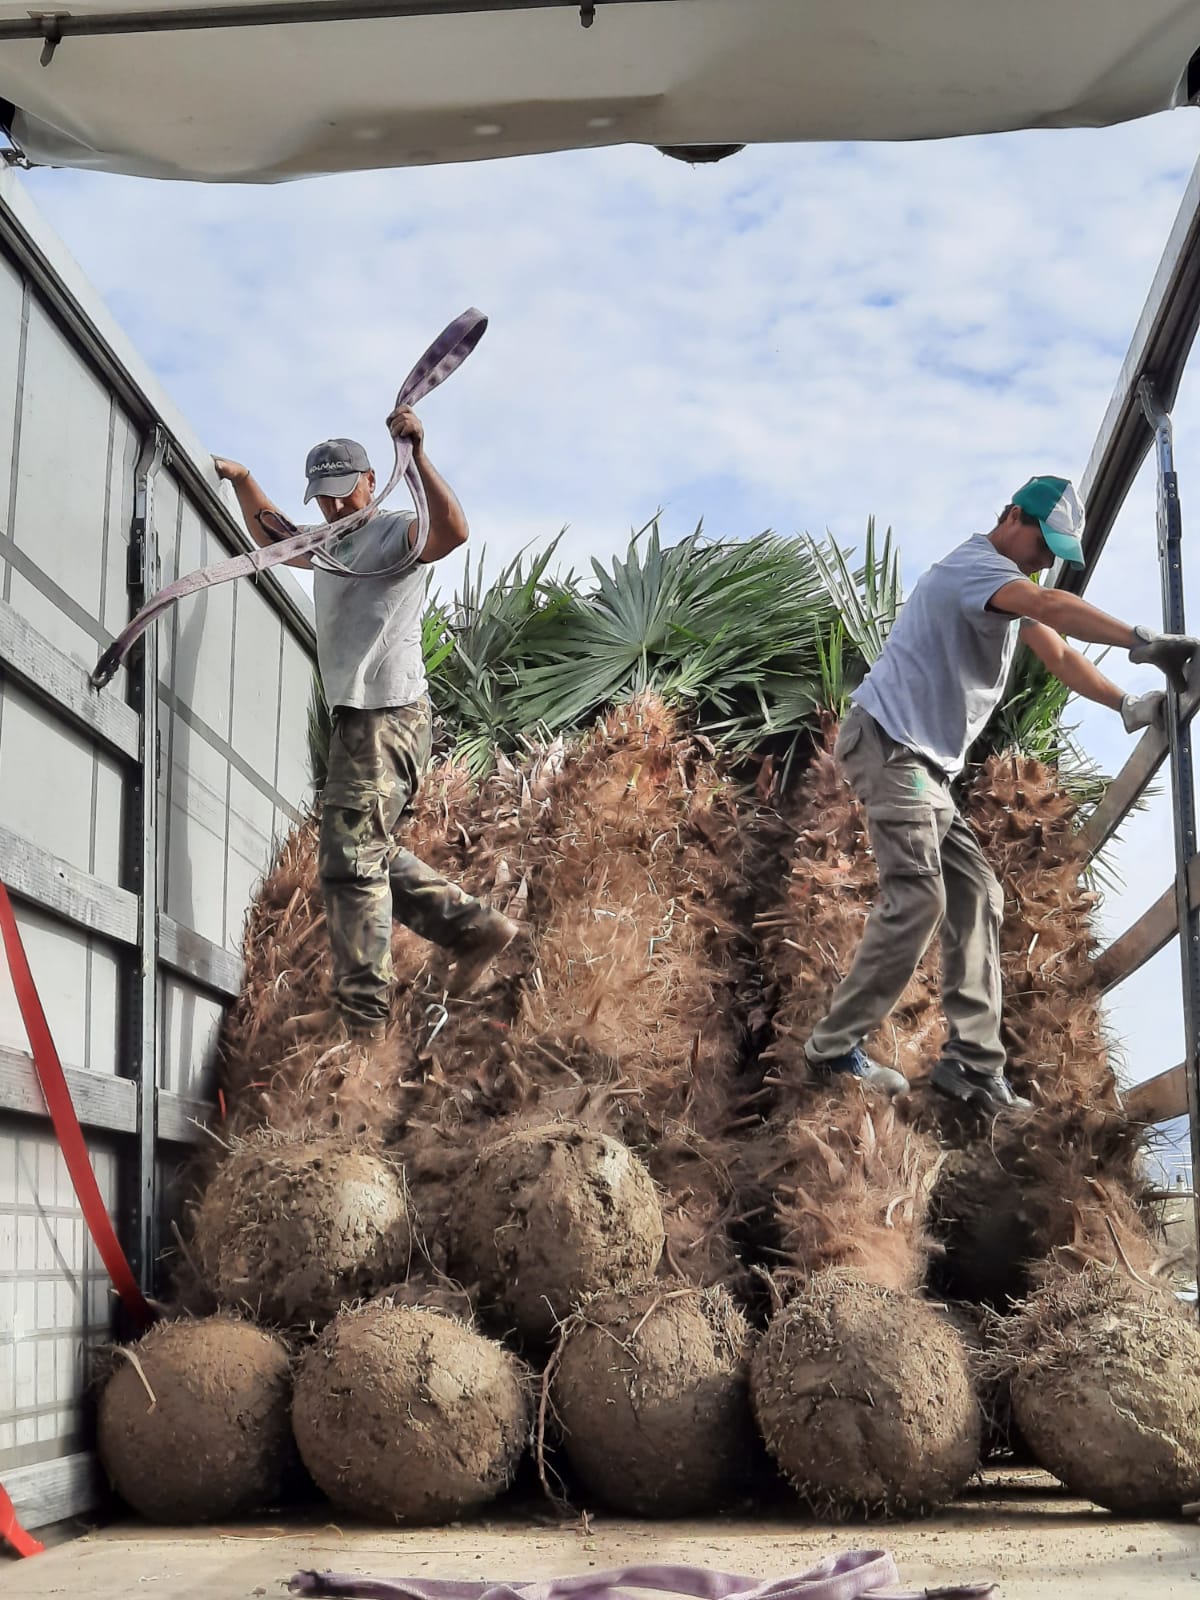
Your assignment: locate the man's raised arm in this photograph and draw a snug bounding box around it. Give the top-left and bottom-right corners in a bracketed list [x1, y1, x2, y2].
[213, 457, 312, 571]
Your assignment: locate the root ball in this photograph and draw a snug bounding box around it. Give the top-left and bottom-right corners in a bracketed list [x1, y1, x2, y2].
[1009, 1270, 1200, 1513]
[552, 1282, 756, 1514]
[98, 1317, 293, 1522]
[450, 1121, 665, 1343]
[751, 1271, 980, 1517]
[293, 1301, 530, 1522]
[193, 1134, 412, 1327]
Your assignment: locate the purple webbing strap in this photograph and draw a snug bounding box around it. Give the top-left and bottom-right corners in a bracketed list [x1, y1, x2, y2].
[89, 308, 487, 689]
[287, 1557, 997, 1600]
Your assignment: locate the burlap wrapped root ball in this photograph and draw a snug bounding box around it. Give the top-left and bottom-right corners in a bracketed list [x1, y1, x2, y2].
[751, 1272, 980, 1518]
[1006, 1267, 1200, 1513]
[450, 1121, 665, 1345]
[551, 1282, 759, 1515]
[293, 1301, 531, 1522]
[192, 1133, 412, 1327]
[98, 1317, 294, 1522]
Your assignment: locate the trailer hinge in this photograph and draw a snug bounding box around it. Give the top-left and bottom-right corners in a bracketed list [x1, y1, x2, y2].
[129, 426, 167, 593]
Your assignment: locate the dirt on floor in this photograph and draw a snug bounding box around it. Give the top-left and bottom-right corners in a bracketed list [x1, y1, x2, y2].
[6, 1470, 1200, 1599]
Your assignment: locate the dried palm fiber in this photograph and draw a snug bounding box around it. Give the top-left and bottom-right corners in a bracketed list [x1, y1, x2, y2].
[508, 699, 759, 1288]
[449, 1119, 666, 1346]
[97, 1316, 296, 1522]
[756, 724, 943, 1096]
[547, 1280, 760, 1515]
[292, 1299, 531, 1523]
[399, 698, 762, 1293]
[960, 752, 1118, 1113]
[928, 1100, 1150, 1308]
[738, 1082, 942, 1294]
[216, 751, 526, 1142]
[751, 1269, 980, 1519]
[908, 753, 1151, 1306]
[190, 1129, 413, 1328]
[998, 1260, 1200, 1513]
[211, 696, 758, 1291]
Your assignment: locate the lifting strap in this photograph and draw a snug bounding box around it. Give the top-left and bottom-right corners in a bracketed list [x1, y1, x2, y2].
[288, 1557, 997, 1600]
[0, 881, 155, 1556]
[90, 308, 487, 689]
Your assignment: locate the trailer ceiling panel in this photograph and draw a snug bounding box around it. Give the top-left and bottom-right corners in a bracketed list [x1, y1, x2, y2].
[0, 0, 1197, 183]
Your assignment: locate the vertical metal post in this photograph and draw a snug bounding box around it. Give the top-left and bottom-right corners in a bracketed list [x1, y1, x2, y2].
[125, 425, 166, 1296]
[1138, 378, 1200, 1272]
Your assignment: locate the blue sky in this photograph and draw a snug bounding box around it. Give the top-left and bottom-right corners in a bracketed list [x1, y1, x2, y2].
[18, 112, 1200, 1148]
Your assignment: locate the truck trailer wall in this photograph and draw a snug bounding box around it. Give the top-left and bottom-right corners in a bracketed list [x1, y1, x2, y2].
[0, 170, 316, 1530]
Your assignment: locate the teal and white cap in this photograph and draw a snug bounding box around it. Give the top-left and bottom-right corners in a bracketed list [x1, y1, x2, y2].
[1011, 475, 1086, 566]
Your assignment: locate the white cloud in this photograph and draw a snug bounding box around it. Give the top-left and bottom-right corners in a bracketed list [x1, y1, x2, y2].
[19, 111, 1200, 1116]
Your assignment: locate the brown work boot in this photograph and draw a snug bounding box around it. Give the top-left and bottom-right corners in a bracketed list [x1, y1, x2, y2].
[280, 1007, 386, 1045]
[445, 910, 519, 997]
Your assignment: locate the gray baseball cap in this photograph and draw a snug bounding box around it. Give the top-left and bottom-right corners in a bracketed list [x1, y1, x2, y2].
[304, 437, 371, 503]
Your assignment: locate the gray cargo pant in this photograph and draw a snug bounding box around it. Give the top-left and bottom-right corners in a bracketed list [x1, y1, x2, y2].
[806, 704, 1006, 1078]
[318, 699, 485, 1030]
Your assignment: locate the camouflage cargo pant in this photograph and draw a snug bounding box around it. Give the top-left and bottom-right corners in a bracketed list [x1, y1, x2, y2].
[318, 699, 483, 1030]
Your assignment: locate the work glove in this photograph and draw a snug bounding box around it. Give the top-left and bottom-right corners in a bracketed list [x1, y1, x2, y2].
[1121, 690, 1166, 734]
[1129, 625, 1200, 694]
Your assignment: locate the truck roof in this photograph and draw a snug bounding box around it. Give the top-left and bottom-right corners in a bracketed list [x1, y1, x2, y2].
[1, 0, 1198, 183]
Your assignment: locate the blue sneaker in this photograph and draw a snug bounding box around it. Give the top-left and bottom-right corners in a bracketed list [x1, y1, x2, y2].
[808, 1045, 909, 1096]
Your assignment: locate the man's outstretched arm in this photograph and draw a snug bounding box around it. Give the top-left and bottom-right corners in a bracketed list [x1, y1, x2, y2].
[1022, 620, 1171, 735]
[992, 578, 1199, 695]
[213, 457, 313, 571]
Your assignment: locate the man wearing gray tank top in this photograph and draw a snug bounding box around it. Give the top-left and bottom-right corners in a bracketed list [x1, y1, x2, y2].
[214, 404, 516, 1044]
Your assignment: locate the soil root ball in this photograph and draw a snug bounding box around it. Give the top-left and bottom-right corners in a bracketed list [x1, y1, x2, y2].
[192, 1133, 412, 1327]
[98, 1317, 294, 1522]
[450, 1121, 665, 1344]
[551, 1281, 758, 1515]
[751, 1271, 980, 1518]
[293, 1301, 531, 1522]
[1007, 1268, 1200, 1514]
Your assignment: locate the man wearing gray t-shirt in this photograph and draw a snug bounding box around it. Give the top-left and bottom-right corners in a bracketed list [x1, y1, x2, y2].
[214, 404, 516, 1044]
[807, 474, 1198, 1113]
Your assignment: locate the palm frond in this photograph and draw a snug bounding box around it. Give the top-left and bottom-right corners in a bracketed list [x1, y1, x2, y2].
[510, 522, 839, 749]
[425, 537, 565, 773]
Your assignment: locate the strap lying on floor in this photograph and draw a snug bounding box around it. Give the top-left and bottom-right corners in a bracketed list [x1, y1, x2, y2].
[90, 307, 487, 689]
[288, 1557, 998, 1600]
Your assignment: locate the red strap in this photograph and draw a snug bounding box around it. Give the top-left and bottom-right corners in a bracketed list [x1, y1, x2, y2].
[0, 881, 152, 1328]
[0, 881, 154, 1557]
[0, 1482, 43, 1559]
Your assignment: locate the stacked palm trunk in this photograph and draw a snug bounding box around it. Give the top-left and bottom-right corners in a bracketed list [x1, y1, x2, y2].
[96, 699, 1200, 1527]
